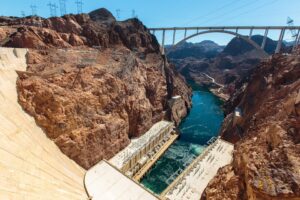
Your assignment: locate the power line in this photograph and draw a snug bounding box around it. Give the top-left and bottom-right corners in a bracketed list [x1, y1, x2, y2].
[212, 0, 279, 26]
[197, 0, 260, 26]
[59, 0, 67, 16]
[183, 0, 238, 25]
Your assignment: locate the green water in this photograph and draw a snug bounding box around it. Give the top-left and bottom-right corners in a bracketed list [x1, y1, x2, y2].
[140, 88, 224, 194]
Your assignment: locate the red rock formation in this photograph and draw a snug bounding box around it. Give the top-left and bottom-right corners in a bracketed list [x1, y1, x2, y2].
[0, 9, 192, 169]
[202, 53, 300, 199]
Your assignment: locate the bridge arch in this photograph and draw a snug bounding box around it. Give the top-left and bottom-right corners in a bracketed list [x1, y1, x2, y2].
[174, 29, 268, 56]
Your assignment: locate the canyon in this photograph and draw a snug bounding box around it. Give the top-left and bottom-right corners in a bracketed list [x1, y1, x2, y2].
[167, 36, 283, 100]
[0, 5, 299, 200]
[0, 8, 191, 169]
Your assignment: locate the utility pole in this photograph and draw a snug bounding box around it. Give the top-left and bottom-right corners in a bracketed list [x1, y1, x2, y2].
[30, 4, 37, 16]
[116, 9, 121, 19]
[75, 0, 83, 14]
[59, 0, 67, 16]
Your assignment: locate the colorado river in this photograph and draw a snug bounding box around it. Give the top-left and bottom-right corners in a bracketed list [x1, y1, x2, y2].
[140, 88, 224, 194]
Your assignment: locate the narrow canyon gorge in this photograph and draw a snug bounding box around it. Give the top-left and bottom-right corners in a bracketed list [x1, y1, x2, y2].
[0, 5, 299, 200]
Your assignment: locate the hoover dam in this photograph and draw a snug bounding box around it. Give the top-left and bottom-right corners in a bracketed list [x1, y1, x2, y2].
[0, 47, 86, 199]
[0, 47, 233, 199]
[1, 2, 300, 200]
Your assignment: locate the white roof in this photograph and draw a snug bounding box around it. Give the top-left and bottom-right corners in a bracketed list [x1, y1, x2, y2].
[84, 160, 158, 200]
[172, 95, 181, 99]
[110, 120, 173, 169]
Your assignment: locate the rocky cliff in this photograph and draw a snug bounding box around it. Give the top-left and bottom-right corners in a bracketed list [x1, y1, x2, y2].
[202, 52, 300, 199]
[167, 36, 282, 99]
[0, 8, 192, 169]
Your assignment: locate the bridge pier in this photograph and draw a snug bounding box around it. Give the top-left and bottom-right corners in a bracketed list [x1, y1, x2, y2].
[184, 28, 187, 39]
[249, 28, 253, 39]
[293, 29, 300, 50]
[161, 29, 166, 55]
[275, 29, 285, 53]
[261, 29, 269, 50]
[172, 29, 176, 45]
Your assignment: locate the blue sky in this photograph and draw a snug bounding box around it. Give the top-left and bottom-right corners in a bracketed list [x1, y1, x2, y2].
[1, 0, 300, 45]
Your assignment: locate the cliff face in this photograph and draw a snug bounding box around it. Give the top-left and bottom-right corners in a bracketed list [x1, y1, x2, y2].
[202, 53, 300, 200]
[167, 36, 281, 99]
[1, 8, 192, 169]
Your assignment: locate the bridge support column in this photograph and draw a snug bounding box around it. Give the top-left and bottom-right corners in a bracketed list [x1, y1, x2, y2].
[293, 29, 300, 51]
[249, 28, 253, 39]
[261, 29, 269, 50]
[184, 28, 187, 39]
[275, 29, 285, 53]
[161, 29, 166, 55]
[172, 29, 176, 45]
[152, 30, 156, 35]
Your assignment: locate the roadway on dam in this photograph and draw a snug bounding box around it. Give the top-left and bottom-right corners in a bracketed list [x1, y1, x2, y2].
[140, 88, 224, 194]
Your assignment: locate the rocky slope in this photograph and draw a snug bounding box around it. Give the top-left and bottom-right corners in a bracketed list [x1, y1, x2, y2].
[0, 8, 192, 169]
[202, 52, 300, 199]
[167, 36, 281, 99]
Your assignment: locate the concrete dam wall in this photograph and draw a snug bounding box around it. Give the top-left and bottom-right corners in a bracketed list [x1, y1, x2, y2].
[0, 48, 87, 199]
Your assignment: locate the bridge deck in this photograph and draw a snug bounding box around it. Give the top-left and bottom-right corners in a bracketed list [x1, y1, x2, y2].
[149, 26, 300, 31]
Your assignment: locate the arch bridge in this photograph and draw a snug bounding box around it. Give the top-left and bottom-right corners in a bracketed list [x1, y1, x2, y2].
[149, 26, 300, 55]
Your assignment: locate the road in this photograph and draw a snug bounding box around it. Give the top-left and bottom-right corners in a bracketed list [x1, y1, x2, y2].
[202, 73, 224, 92]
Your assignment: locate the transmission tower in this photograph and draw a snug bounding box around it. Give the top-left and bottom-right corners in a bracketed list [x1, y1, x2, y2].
[287, 17, 297, 38]
[132, 9, 138, 18]
[47, 3, 58, 17]
[21, 11, 26, 18]
[59, 0, 67, 16]
[30, 5, 37, 16]
[116, 9, 121, 19]
[75, 0, 83, 14]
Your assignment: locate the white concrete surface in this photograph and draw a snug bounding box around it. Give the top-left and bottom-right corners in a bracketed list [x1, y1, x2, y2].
[164, 139, 234, 200]
[110, 121, 173, 169]
[0, 48, 86, 200]
[85, 160, 158, 200]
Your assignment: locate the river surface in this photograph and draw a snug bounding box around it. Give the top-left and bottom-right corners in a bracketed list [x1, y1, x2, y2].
[140, 88, 224, 194]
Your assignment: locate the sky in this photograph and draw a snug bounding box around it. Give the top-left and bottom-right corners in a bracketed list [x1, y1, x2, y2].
[1, 0, 300, 45]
